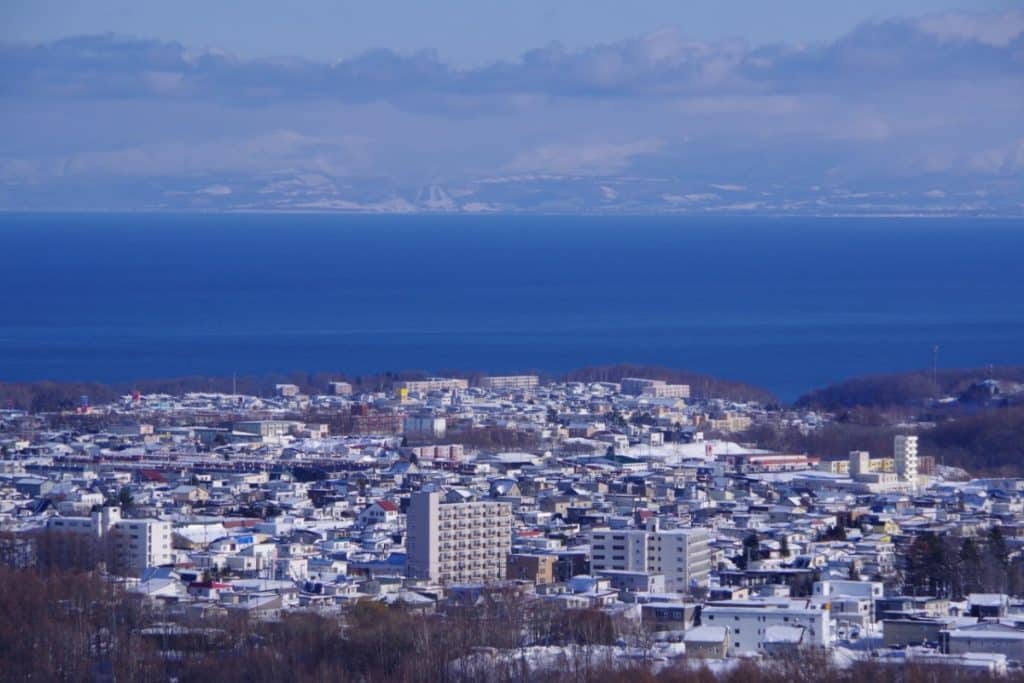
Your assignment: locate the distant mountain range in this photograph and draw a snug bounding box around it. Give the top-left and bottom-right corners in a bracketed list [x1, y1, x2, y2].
[4, 173, 1020, 216]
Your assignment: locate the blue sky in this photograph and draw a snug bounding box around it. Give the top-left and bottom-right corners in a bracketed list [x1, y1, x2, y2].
[1, 2, 1022, 213]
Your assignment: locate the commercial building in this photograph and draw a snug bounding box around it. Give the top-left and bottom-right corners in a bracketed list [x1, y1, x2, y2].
[590, 520, 711, 592]
[406, 491, 513, 584]
[723, 452, 817, 474]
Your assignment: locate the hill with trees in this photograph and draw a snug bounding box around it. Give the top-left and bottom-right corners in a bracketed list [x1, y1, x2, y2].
[796, 366, 1024, 410]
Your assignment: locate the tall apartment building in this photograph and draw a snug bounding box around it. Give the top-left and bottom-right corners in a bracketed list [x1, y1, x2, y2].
[620, 378, 690, 399]
[47, 506, 173, 576]
[396, 378, 469, 394]
[894, 435, 919, 486]
[590, 519, 711, 592]
[477, 375, 540, 391]
[407, 491, 513, 584]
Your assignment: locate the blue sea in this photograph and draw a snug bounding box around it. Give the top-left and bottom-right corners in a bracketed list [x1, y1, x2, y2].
[1, 213, 1022, 401]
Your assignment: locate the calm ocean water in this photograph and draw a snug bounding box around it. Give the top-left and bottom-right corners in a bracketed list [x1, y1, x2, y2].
[1, 213, 1022, 401]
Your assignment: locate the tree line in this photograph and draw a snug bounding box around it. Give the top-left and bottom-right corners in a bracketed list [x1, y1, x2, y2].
[0, 562, 1017, 683]
[902, 527, 1024, 599]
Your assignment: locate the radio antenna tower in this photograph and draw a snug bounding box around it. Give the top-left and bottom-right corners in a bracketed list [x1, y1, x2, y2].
[932, 345, 939, 396]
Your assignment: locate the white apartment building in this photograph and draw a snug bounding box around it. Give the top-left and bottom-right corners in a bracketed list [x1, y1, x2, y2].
[396, 378, 469, 394]
[404, 415, 447, 440]
[47, 505, 173, 576]
[813, 579, 884, 629]
[477, 375, 540, 391]
[407, 491, 513, 584]
[894, 434, 919, 486]
[590, 519, 711, 592]
[620, 378, 690, 399]
[701, 598, 832, 655]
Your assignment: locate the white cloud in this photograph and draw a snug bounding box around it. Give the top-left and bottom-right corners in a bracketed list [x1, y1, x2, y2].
[676, 95, 801, 116]
[662, 193, 720, 203]
[0, 12, 1021, 212]
[12, 130, 370, 178]
[505, 139, 663, 176]
[197, 184, 232, 196]
[916, 10, 1024, 47]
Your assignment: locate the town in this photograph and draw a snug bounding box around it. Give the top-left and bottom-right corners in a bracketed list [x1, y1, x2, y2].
[1, 372, 1023, 680]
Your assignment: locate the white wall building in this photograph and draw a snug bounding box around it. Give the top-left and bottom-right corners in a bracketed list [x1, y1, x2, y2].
[404, 415, 447, 440]
[407, 491, 512, 584]
[397, 378, 469, 394]
[477, 375, 540, 391]
[701, 598, 832, 656]
[894, 435, 919, 486]
[620, 378, 690, 399]
[590, 520, 711, 592]
[47, 506, 173, 576]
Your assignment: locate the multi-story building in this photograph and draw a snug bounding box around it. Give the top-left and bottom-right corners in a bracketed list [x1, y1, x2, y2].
[396, 378, 469, 394]
[707, 412, 752, 433]
[404, 415, 447, 440]
[701, 598, 832, 655]
[507, 553, 556, 584]
[46, 506, 173, 576]
[233, 420, 302, 440]
[407, 491, 512, 584]
[477, 375, 540, 391]
[275, 384, 300, 398]
[620, 378, 690, 399]
[327, 381, 353, 396]
[590, 519, 711, 592]
[894, 435, 919, 486]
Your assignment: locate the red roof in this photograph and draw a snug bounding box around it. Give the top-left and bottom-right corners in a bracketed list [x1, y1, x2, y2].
[223, 518, 260, 529]
[139, 469, 167, 483]
[376, 500, 399, 512]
